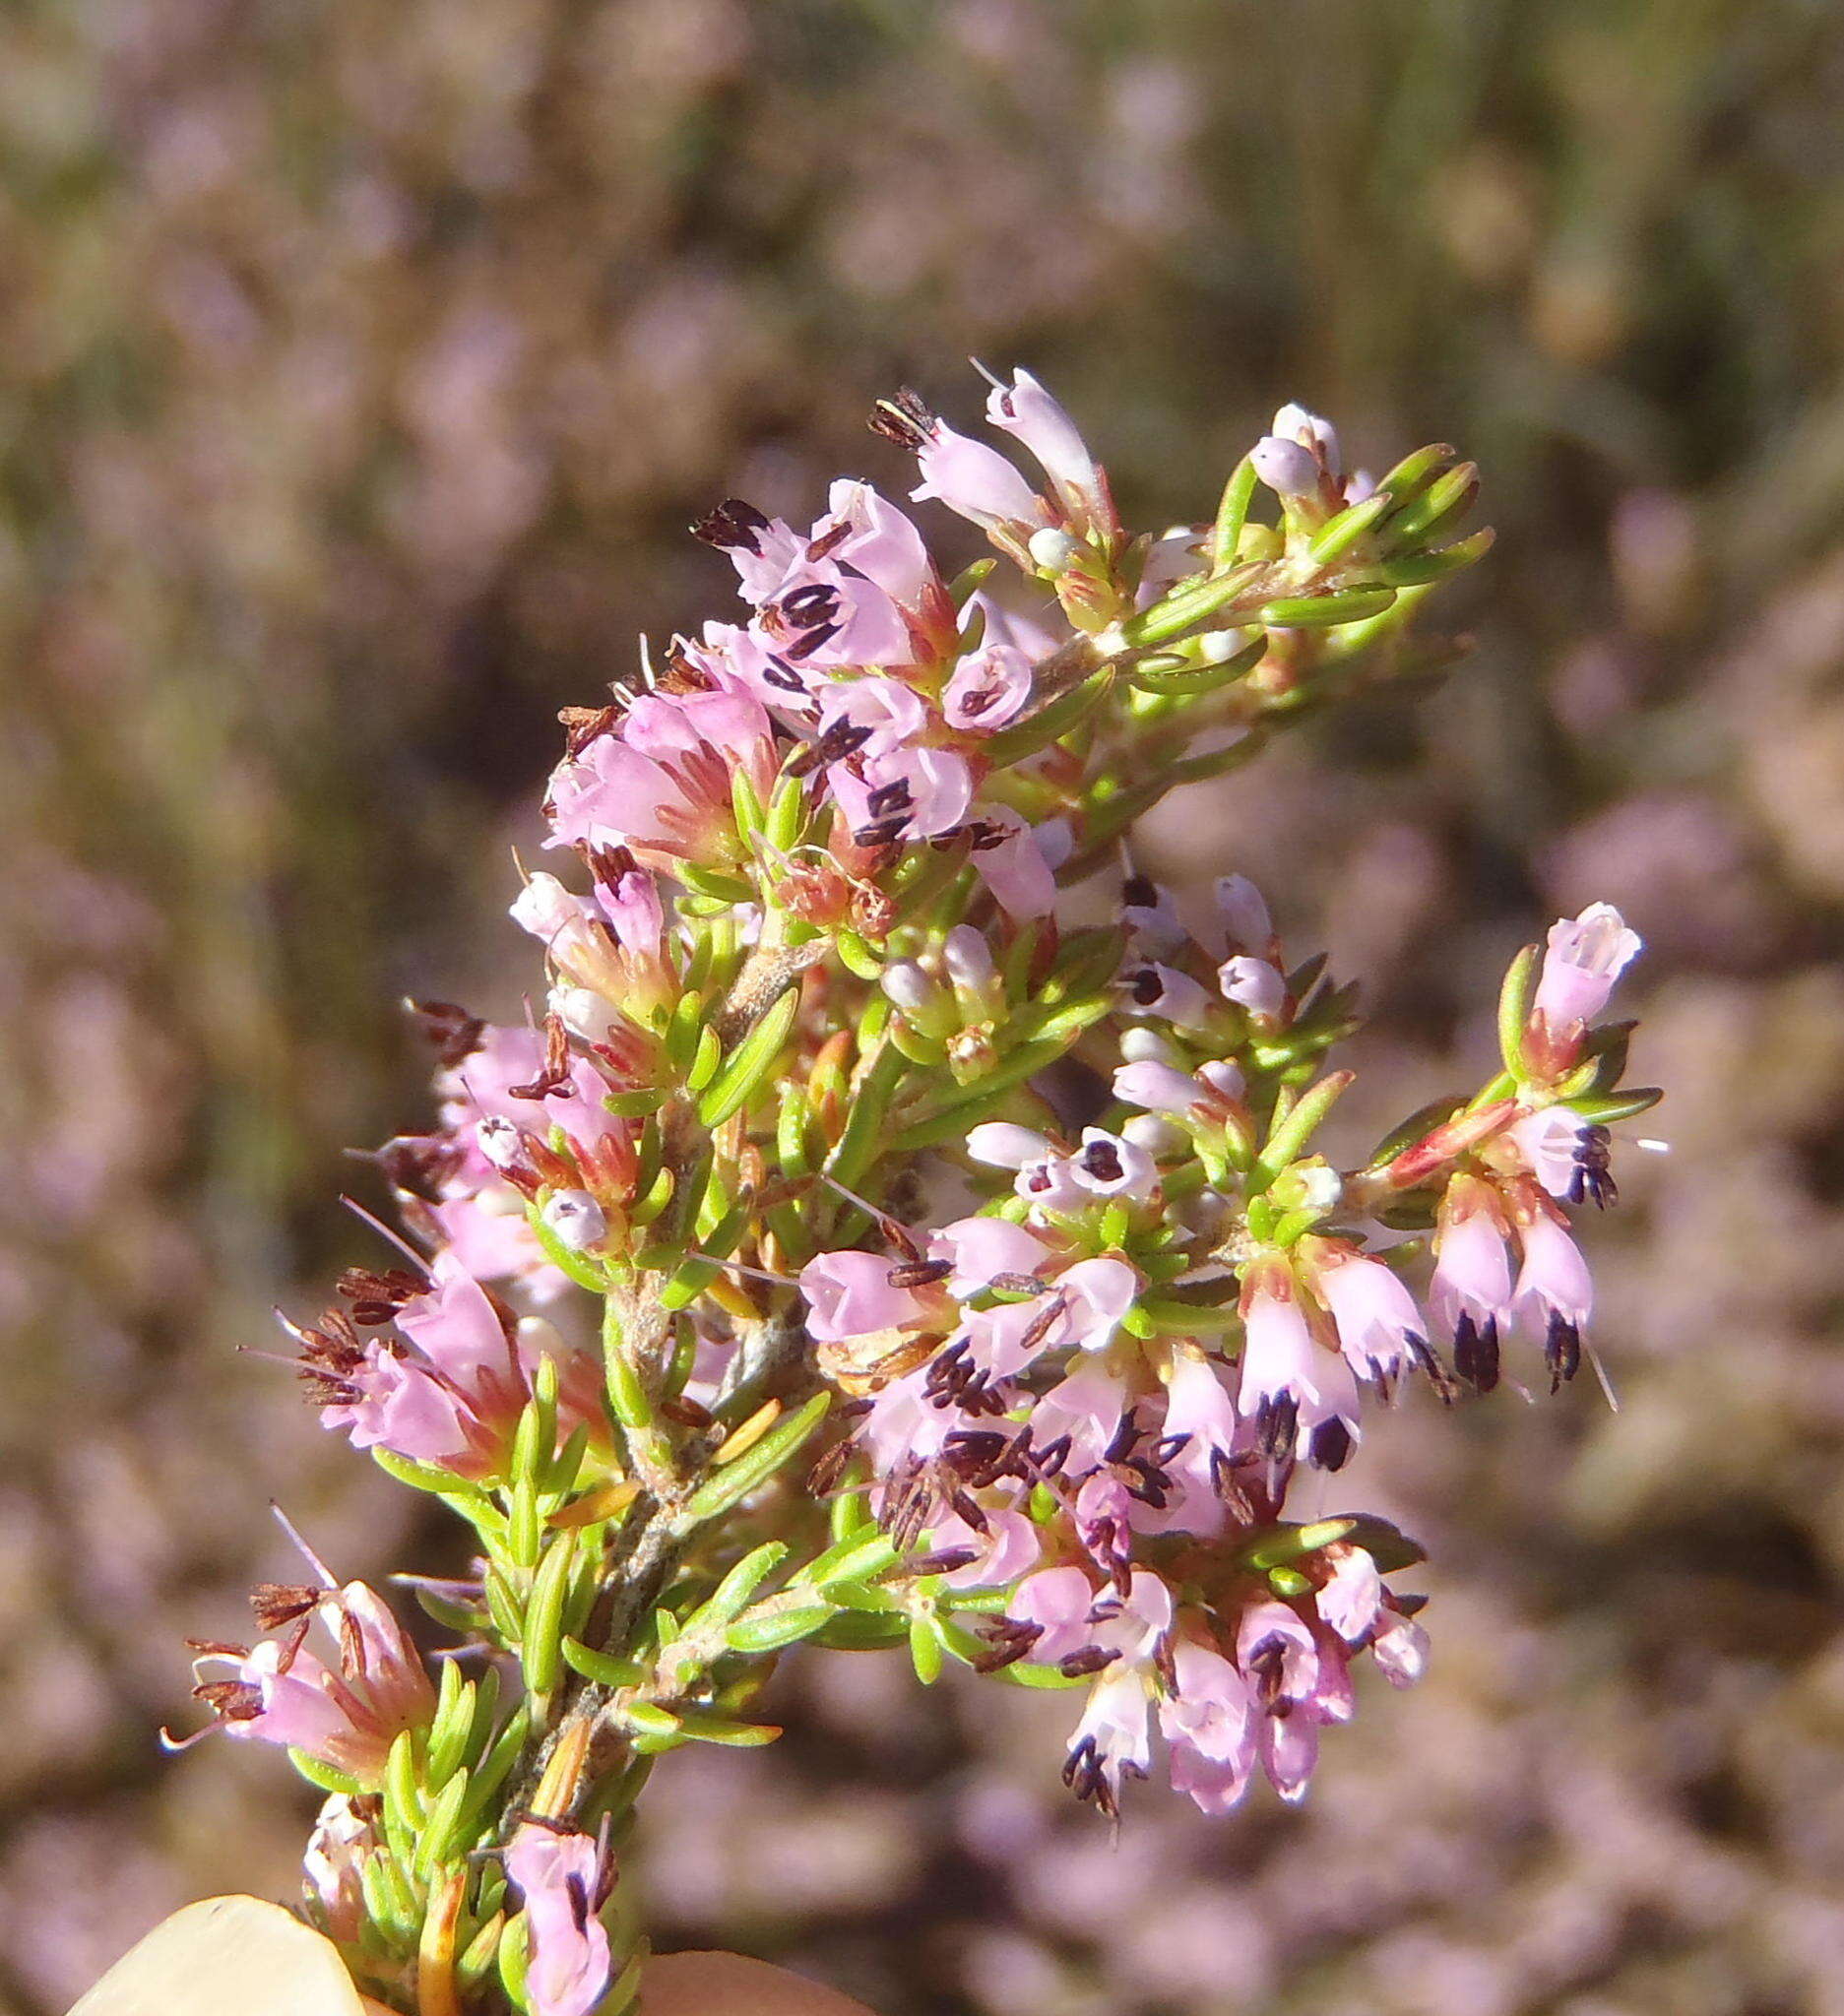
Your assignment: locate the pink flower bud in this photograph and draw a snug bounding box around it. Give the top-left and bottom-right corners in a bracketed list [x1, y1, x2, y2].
[1113, 1059, 1207, 1116]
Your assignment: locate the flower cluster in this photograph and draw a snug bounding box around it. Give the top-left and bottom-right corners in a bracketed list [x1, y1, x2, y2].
[173, 371, 1650, 2015]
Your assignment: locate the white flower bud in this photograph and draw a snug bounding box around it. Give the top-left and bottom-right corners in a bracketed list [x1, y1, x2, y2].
[1122, 1113, 1184, 1157]
[1119, 1026, 1180, 1066]
[541, 1190, 607, 1252]
[942, 924, 997, 991]
[880, 959, 936, 1014]
[1215, 874, 1272, 951]
[1198, 627, 1251, 664]
[1249, 435, 1319, 497]
[477, 1116, 527, 1173]
[1027, 527, 1081, 574]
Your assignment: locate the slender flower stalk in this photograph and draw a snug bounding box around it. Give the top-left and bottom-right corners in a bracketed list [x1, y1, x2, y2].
[169, 366, 1656, 2015]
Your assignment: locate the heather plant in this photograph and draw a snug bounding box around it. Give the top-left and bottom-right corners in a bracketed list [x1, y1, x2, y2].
[168, 373, 1655, 2016]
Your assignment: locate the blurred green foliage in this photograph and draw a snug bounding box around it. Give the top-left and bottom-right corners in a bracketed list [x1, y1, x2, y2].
[4, 2, 1844, 2012]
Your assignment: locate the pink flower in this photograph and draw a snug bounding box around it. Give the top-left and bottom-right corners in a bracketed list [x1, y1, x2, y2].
[798, 1249, 945, 1345]
[971, 807, 1059, 919]
[1121, 877, 1186, 955]
[944, 644, 1034, 731]
[1028, 1355, 1135, 1472]
[694, 497, 806, 602]
[1009, 1564, 1098, 1667]
[815, 673, 927, 759]
[1159, 1639, 1257, 1816]
[1512, 1209, 1593, 1386]
[1238, 1261, 1362, 1471]
[1271, 402, 1341, 474]
[1055, 1571, 1175, 1816]
[1315, 1547, 1384, 1645]
[1534, 902, 1641, 1030]
[757, 562, 912, 672]
[546, 687, 776, 874]
[303, 1795, 369, 1942]
[1371, 1608, 1431, 1687]
[905, 415, 1043, 534]
[506, 1823, 613, 2016]
[927, 1216, 1051, 1296]
[594, 863, 666, 956]
[820, 479, 937, 608]
[1214, 874, 1273, 954]
[1305, 1243, 1426, 1382]
[426, 1195, 549, 1291]
[984, 368, 1110, 530]
[1113, 1058, 1205, 1115]
[1430, 1176, 1514, 1389]
[828, 744, 974, 841]
[854, 1363, 962, 1474]
[185, 1582, 434, 1788]
[1067, 1129, 1158, 1202]
[1236, 1600, 1336, 1804]
[1120, 961, 1214, 1029]
[1250, 435, 1318, 496]
[966, 1123, 1057, 1170]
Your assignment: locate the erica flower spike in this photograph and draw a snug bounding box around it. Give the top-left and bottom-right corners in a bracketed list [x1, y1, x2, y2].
[174, 367, 1653, 2014]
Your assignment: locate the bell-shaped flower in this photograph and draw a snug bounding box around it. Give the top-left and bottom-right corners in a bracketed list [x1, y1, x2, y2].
[1218, 955, 1287, 1023]
[1119, 960, 1214, 1030]
[1304, 1240, 1426, 1382]
[819, 478, 936, 609]
[828, 743, 974, 842]
[1159, 1638, 1258, 1816]
[1238, 1260, 1362, 1470]
[970, 806, 1060, 919]
[927, 1216, 1051, 1297]
[505, 1823, 613, 2016]
[1512, 1207, 1593, 1387]
[1533, 902, 1641, 1031]
[907, 414, 1044, 535]
[1430, 1175, 1514, 1388]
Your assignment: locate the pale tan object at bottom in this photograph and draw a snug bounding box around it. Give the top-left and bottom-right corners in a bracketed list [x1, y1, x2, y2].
[66, 1896, 393, 2016]
[67, 1896, 876, 2016]
[640, 1951, 876, 2016]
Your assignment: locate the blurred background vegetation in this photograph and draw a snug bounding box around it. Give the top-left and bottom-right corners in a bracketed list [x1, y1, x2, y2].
[5, 0, 1844, 2010]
